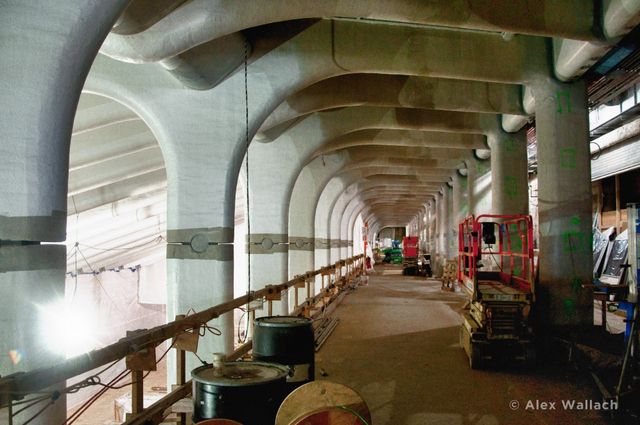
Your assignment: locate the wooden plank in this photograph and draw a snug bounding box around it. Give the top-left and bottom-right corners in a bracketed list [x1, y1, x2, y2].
[602, 209, 628, 230]
[131, 371, 144, 415]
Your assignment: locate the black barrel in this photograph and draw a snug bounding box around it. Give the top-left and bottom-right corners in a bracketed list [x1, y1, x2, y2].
[252, 316, 315, 391]
[191, 361, 288, 425]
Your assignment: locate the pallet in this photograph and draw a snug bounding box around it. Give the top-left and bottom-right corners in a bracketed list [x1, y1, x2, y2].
[441, 260, 457, 291]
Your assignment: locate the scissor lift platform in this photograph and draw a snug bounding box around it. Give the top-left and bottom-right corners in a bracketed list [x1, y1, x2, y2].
[458, 215, 536, 369]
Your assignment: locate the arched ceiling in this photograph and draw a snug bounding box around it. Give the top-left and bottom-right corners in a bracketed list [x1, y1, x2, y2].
[66, 94, 167, 272]
[76, 0, 640, 233]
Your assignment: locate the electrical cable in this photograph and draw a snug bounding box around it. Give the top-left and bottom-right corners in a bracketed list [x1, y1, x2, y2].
[244, 38, 253, 326]
[78, 235, 165, 252]
[336, 405, 371, 425]
[62, 341, 176, 425]
[237, 308, 248, 343]
[487, 245, 504, 273]
[21, 399, 56, 425]
[76, 246, 123, 313]
[193, 351, 210, 366]
[184, 308, 222, 337]
[63, 369, 130, 425]
[71, 243, 79, 304]
[10, 395, 51, 413]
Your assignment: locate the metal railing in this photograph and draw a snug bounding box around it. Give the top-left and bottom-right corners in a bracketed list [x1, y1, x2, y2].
[0, 254, 364, 424]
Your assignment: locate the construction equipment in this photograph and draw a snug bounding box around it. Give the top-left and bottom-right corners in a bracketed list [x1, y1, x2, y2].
[382, 247, 402, 264]
[458, 214, 536, 369]
[418, 254, 432, 277]
[441, 260, 457, 291]
[402, 236, 419, 275]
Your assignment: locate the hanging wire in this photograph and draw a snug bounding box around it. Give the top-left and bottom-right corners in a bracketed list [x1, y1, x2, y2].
[60, 341, 177, 425]
[20, 399, 57, 425]
[237, 307, 248, 343]
[78, 235, 166, 252]
[76, 245, 123, 313]
[244, 38, 252, 313]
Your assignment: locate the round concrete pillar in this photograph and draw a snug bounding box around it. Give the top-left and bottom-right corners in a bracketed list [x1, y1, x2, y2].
[533, 78, 593, 328]
[488, 127, 529, 215]
[0, 2, 127, 423]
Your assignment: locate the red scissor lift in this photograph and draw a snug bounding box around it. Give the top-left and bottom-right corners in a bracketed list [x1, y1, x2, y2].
[458, 214, 536, 369]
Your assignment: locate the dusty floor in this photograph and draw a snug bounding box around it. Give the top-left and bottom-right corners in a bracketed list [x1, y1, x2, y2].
[316, 264, 615, 425]
[66, 264, 625, 424]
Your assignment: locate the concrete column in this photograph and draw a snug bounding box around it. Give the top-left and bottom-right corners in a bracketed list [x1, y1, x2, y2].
[0, 2, 127, 423]
[315, 179, 345, 273]
[344, 197, 363, 258]
[426, 203, 433, 255]
[289, 153, 347, 298]
[432, 195, 439, 275]
[446, 184, 455, 259]
[288, 163, 325, 279]
[488, 125, 529, 215]
[452, 172, 466, 255]
[466, 159, 477, 215]
[471, 157, 493, 215]
[86, 56, 238, 377]
[420, 206, 426, 253]
[438, 188, 448, 273]
[330, 187, 357, 261]
[533, 78, 593, 328]
[245, 136, 303, 316]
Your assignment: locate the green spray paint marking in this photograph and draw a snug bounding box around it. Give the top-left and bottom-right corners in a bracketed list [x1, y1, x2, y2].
[563, 231, 588, 253]
[570, 215, 581, 227]
[505, 176, 518, 199]
[571, 276, 582, 294]
[563, 299, 577, 316]
[560, 148, 576, 169]
[505, 138, 517, 152]
[556, 90, 572, 114]
[477, 161, 489, 175]
[514, 266, 522, 276]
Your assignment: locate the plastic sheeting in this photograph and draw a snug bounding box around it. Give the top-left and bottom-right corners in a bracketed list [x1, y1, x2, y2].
[63, 262, 166, 410]
[603, 238, 629, 278]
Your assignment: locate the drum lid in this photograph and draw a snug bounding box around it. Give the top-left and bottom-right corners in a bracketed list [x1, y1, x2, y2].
[192, 361, 288, 386]
[255, 316, 311, 327]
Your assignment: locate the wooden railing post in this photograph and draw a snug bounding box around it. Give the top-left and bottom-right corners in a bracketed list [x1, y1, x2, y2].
[265, 285, 281, 317]
[176, 348, 187, 425]
[248, 309, 256, 337]
[131, 370, 144, 416]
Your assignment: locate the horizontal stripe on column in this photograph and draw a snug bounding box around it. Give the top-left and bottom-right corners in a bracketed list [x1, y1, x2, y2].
[348, 241, 353, 247]
[315, 238, 330, 247]
[0, 210, 67, 242]
[288, 236, 315, 251]
[330, 240, 341, 248]
[0, 244, 66, 272]
[167, 227, 234, 244]
[166, 244, 233, 261]
[246, 233, 289, 254]
[339, 240, 349, 247]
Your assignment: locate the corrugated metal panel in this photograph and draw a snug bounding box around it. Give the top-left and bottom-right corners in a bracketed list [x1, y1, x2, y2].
[592, 137, 640, 180]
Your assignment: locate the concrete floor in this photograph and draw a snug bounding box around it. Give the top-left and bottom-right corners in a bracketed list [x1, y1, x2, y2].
[316, 264, 614, 425]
